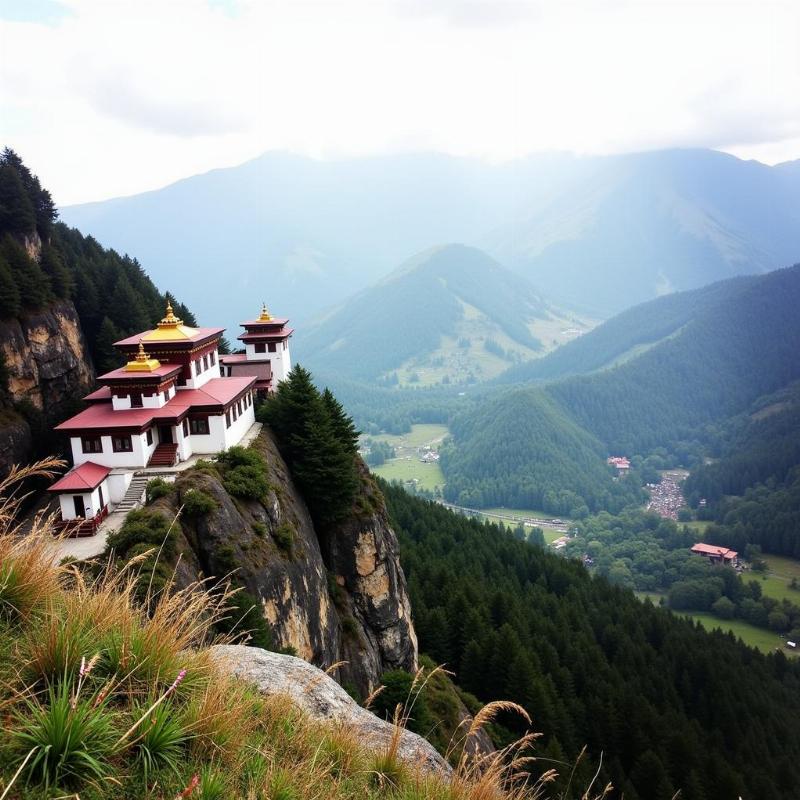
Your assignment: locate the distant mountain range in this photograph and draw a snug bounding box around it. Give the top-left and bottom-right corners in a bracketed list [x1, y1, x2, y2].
[60, 149, 800, 329]
[295, 244, 589, 384]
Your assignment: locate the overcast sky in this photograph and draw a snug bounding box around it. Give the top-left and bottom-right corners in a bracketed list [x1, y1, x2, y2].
[1, 0, 799, 205]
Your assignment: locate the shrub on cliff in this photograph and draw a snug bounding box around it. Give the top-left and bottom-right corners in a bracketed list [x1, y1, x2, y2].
[216, 446, 270, 500]
[181, 488, 217, 516]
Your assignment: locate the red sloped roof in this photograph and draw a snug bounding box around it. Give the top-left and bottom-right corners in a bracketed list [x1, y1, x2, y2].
[56, 378, 257, 432]
[48, 462, 111, 492]
[691, 543, 737, 558]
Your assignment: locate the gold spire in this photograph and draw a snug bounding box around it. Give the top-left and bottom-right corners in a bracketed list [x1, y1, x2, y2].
[157, 300, 183, 329]
[259, 302, 272, 321]
[125, 340, 161, 372]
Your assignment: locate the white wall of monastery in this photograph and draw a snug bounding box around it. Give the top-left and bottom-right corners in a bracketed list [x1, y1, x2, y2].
[70, 431, 156, 470]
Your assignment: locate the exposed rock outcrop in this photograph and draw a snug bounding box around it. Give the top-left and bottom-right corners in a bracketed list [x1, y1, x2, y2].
[0, 299, 94, 412]
[210, 644, 449, 775]
[0, 299, 94, 474]
[324, 462, 418, 692]
[159, 429, 418, 696]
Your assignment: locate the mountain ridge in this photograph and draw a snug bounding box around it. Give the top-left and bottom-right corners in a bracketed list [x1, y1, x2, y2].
[60, 147, 800, 326]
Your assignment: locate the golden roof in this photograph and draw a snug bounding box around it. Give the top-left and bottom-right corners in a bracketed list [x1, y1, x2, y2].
[141, 301, 200, 342]
[259, 302, 272, 321]
[125, 342, 161, 372]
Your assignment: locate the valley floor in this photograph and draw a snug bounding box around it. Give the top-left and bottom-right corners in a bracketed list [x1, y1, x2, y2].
[371, 424, 448, 493]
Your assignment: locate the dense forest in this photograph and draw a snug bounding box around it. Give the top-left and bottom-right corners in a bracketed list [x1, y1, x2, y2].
[685, 381, 800, 504]
[440, 388, 644, 515]
[385, 483, 800, 800]
[0, 148, 195, 374]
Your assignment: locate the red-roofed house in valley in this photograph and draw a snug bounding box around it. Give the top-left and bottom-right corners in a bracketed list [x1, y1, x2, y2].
[690, 543, 738, 566]
[49, 302, 259, 527]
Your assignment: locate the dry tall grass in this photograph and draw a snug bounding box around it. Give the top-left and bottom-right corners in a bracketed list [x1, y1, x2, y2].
[0, 461, 614, 799]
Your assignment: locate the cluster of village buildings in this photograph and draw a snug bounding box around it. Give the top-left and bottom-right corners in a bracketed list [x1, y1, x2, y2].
[48, 303, 292, 534]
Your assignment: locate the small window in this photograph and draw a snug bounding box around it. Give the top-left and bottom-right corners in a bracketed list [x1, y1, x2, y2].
[177, 375, 186, 387]
[189, 417, 210, 435]
[203, 354, 209, 371]
[195, 359, 202, 375]
[146, 429, 153, 446]
[254, 343, 266, 354]
[183, 418, 189, 436]
[210, 351, 216, 365]
[130, 392, 143, 408]
[163, 389, 169, 403]
[268, 342, 276, 353]
[112, 435, 133, 453]
[225, 410, 231, 428]
[81, 436, 102, 454]
[283, 342, 287, 350]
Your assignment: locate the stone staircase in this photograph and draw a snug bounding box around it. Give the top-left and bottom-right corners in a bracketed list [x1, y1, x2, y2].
[147, 443, 179, 468]
[115, 475, 149, 513]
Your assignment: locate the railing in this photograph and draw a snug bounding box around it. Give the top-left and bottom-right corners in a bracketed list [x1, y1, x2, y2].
[53, 505, 109, 538]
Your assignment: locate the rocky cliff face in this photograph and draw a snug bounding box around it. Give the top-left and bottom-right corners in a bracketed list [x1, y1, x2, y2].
[0, 299, 94, 473]
[0, 300, 94, 412]
[159, 429, 418, 697]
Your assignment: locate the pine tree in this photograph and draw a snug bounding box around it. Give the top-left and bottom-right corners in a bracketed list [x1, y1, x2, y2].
[94, 316, 125, 373]
[0, 163, 36, 237]
[0, 252, 21, 318]
[110, 275, 150, 334]
[322, 387, 360, 453]
[39, 242, 73, 299]
[0, 234, 50, 309]
[262, 367, 360, 528]
[289, 395, 359, 526]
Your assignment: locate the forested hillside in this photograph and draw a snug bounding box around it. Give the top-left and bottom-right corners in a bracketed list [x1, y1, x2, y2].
[0, 148, 195, 374]
[497, 275, 756, 384]
[386, 484, 800, 800]
[297, 244, 556, 384]
[442, 265, 800, 511]
[440, 388, 644, 514]
[0, 150, 196, 470]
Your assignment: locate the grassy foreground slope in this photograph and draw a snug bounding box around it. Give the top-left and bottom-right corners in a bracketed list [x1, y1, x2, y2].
[0, 462, 585, 800]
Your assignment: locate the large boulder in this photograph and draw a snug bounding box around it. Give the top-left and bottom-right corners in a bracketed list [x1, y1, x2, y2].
[210, 644, 450, 775]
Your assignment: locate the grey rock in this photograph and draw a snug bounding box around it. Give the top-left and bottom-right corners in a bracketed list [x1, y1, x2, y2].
[210, 644, 450, 775]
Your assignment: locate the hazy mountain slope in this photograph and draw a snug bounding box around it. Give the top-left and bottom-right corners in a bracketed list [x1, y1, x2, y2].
[497, 274, 758, 383]
[295, 244, 572, 383]
[60, 149, 800, 328]
[489, 149, 800, 313]
[60, 152, 571, 329]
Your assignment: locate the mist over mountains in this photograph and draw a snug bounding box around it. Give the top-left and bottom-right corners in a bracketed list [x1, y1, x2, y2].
[61, 148, 800, 330]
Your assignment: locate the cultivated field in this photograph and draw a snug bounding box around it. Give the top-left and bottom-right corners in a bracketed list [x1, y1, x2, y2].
[371, 424, 448, 493]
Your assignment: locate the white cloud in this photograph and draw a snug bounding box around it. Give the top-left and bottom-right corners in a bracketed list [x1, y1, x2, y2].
[1, 0, 798, 204]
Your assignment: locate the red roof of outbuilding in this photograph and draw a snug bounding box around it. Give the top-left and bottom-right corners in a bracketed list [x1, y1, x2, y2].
[48, 462, 111, 492]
